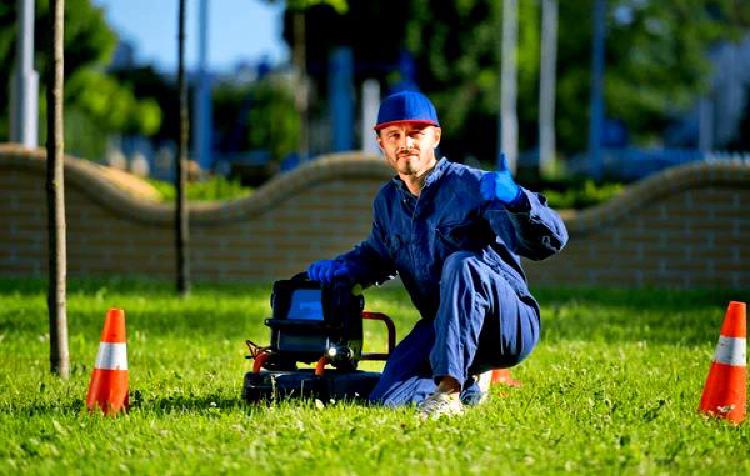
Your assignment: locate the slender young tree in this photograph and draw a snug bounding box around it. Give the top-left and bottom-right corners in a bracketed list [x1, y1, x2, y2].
[45, 0, 69, 378]
[539, 0, 558, 176]
[499, 0, 518, 173]
[588, 0, 606, 180]
[292, 9, 309, 161]
[262, 1, 346, 162]
[176, 0, 190, 295]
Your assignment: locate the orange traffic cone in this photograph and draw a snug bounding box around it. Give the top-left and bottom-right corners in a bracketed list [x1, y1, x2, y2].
[491, 369, 521, 387]
[699, 301, 746, 424]
[86, 308, 129, 415]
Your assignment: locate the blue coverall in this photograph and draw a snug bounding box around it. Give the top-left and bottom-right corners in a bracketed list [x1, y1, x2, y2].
[336, 158, 568, 405]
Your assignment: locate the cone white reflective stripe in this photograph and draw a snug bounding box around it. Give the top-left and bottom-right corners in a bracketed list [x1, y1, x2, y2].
[95, 342, 128, 370]
[713, 336, 746, 366]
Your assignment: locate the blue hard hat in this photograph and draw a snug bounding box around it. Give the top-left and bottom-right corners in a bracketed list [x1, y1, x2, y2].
[374, 91, 440, 131]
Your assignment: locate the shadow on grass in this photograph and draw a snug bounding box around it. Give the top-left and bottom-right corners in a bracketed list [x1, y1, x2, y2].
[2, 399, 88, 417]
[0, 276, 273, 297]
[0, 301, 274, 335]
[3, 391, 245, 416]
[532, 286, 747, 311]
[3, 277, 742, 311]
[4, 391, 372, 417]
[3, 277, 746, 346]
[536, 287, 745, 346]
[132, 391, 245, 413]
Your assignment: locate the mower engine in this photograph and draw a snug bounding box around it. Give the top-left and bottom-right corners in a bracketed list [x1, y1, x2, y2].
[242, 274, 395, 403]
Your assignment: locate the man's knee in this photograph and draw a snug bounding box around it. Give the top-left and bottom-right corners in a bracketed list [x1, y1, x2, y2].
[440, 251, 481, 280]
[471, 331, 537, 373]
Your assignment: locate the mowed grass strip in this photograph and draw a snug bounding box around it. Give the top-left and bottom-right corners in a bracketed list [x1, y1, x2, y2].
[0, 278, 748, 475]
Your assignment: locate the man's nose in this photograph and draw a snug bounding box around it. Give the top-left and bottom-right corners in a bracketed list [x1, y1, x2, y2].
[404, 135, 415, 148]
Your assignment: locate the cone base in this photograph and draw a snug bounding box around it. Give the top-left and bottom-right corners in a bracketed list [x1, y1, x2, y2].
[490, 369, 521, 387]
[699, 362, 746, 424]
[86, 369, 129, 415]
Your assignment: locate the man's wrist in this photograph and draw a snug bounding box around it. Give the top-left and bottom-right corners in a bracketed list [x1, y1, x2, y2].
[504, 187, 529, 211]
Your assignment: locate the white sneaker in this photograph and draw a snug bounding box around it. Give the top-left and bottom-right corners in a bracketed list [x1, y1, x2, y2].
[418, 390, 464, 420]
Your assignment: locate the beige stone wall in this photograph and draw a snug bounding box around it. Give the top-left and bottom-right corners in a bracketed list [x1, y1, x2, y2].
[1, 144, 748, 288]
[524, 161, 750, 288]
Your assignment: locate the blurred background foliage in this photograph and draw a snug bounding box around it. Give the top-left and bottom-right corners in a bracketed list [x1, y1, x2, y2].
[290, 0, 750, 161]
[246, 77, 300, 162]
[212, 75, 300, 163]
[541, 179, 624, 210]
[0, 0, 749, 197]
[147, 175, 252, 202]
[0, 0, 161, 159]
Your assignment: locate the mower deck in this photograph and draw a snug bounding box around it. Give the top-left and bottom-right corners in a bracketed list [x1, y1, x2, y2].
[242, 369, 382, 403]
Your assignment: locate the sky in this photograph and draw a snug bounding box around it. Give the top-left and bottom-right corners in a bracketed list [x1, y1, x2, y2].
[91, 0, 289, 73]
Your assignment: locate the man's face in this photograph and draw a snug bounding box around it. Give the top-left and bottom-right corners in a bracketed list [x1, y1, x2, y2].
[376, 123, 441, 177]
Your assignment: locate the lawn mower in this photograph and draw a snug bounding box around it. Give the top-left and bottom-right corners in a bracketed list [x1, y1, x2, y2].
[242, 273, 395, 403]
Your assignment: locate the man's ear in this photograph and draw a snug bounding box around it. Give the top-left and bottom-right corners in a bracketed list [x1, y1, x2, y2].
[433, 127, 442, 147]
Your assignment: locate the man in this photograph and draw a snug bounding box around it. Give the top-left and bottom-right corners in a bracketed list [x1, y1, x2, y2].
[308, 91, 568, 419]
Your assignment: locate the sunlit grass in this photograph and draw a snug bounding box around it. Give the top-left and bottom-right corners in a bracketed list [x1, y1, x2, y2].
[0, 278, 748, 475]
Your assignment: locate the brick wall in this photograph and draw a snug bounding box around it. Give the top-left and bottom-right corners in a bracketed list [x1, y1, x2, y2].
[524, 161, 750, 288]
[1, 145, 748, 288]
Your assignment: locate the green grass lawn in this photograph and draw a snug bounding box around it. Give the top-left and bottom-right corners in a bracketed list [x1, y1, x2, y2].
[0, 278, 748, 475]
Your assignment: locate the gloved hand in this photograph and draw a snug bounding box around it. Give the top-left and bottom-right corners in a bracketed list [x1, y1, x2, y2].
[479, 153, 522, 205]
[307, 259, 351, 284]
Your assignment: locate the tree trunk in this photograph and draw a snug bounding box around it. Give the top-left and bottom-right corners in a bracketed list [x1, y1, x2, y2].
[176, 0, 190, 295]
[539, 0, 558, 176]
[588, 0, 606, 180]
[45, 0, 69, 378]
[499, 0, 518, 173]
[293, 10, 309, 161]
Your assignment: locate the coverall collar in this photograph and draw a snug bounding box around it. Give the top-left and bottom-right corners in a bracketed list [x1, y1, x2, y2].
[391, 157, 449, 196]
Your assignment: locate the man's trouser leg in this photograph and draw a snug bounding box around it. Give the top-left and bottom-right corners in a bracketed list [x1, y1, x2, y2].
[369, 251, 540, 406]
[430, 251, 539, 388]
[367, 319, 437, 406]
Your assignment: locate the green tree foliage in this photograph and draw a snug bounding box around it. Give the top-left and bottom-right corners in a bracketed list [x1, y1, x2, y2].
[290, 0, 347, 13]
[212, 75, 300, 163]
[266, 0, 348, 14]
[284, 0, 750, 160]
[0, 0, 161, 158]
[109, 66, 178, 143]
[552, 0, 750, 151]
[147, 175, 252, 202]
[246, 77, 301, 161]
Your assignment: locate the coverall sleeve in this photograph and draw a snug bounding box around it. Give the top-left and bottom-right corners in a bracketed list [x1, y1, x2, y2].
[335, 204, 397, 288]
[484, 188, 569, 261]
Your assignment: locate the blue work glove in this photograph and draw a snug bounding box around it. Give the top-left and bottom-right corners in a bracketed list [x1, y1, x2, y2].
[307, 259, 351, 284]
[479, 153, 523, 206]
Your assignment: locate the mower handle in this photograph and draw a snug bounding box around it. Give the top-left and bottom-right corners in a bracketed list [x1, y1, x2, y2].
[360, 311, 396, 361]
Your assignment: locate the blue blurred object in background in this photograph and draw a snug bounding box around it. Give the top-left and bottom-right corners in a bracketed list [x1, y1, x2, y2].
[390, 50, 419, 93]
[329, 47, 354, 152]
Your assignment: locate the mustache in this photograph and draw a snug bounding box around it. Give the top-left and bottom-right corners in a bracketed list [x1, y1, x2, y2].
[397, 149, 418, 156]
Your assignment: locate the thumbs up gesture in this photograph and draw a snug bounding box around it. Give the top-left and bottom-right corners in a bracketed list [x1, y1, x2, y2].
[479, 153, 522, 205]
